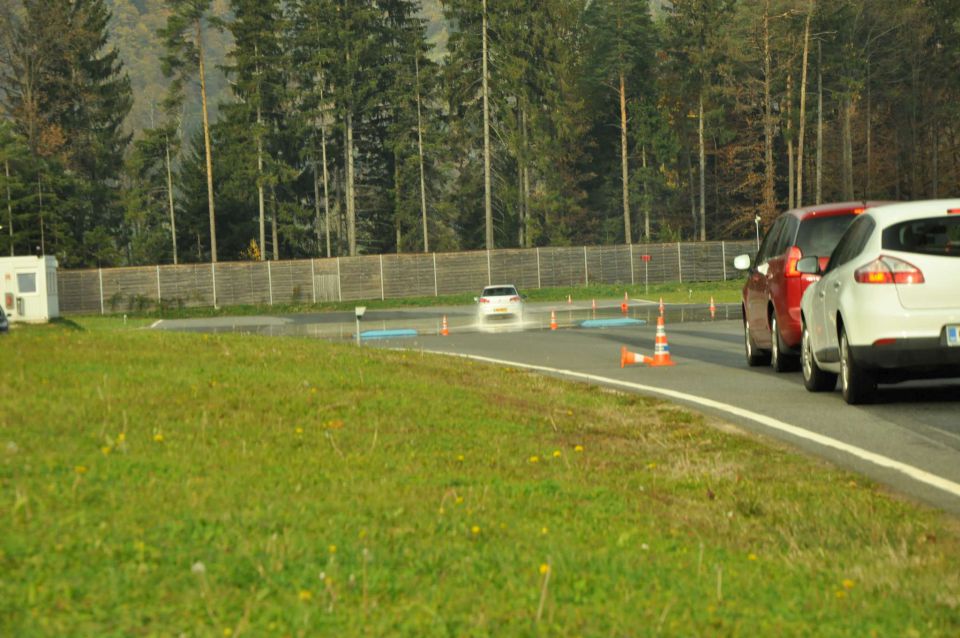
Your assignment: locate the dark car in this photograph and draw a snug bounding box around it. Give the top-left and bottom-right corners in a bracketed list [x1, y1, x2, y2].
[0, 306, 8, 333]
[734, 201, 890, 371]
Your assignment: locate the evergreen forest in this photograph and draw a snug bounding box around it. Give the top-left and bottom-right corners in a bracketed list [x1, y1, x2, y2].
[1, 0, 958, 268]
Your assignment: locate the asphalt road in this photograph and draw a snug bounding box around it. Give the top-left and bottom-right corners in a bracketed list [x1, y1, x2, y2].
[153, 302, 960, 515]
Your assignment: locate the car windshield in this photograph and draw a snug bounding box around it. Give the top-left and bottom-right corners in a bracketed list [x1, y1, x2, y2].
[882, 217, 960, 257]
[795, 214, 858, 257]
[482, 287, 518, 297]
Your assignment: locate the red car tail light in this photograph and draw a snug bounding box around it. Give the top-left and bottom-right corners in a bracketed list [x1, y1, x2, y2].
[854, 256, 925, 284]
[785, 246, 803, 278]
[479, 297, 490, 303]
[948, 208, 960, 214]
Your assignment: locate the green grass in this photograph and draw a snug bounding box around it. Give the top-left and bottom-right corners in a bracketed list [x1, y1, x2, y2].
[86, 279, 746, 320]
[3, 320, 958, 635]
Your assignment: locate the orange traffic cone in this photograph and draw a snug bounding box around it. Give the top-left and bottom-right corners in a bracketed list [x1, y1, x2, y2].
[567, 294, 572, 304]
[550, 310, 558, 331]
[592, 299, 597, 310]
[648, 316, 676, 366]
[441, 315, 449, 336]
[709, 297, 716, 320]
[621, 346, 650, 368]
[621, 292, 629, 314]
[658, 297, 664, 316]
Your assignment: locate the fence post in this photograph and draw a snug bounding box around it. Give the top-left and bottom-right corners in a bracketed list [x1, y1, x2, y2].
[310, 259, 316, 304]
[98, 268, 104, 315]
[536, 247, 542, 289]
[268, 261, 274, 305]
[677, 242, 682, 283]
[433, 252, 438, 297]
[337, 257, 342, 302]
[721, 241, 727, 281]
[211, 262, 218, 308]
[379, 254, 385, 300]
[156, 265, 162, 306]
[583, 246, 589, 286]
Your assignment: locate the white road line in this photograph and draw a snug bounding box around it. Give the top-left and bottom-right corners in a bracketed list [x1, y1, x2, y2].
[428, 350, 960, 500]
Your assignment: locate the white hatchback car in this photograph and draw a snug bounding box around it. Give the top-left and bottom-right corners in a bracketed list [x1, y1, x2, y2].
[798, 199, 960, 404]
[475, 285, 525, 322]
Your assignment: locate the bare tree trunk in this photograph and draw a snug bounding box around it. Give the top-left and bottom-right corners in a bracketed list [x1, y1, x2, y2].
[620, 70, 632, 244]
[796, 1, 813, 208]
[197, 18, 217, 263]
[762, 5, 775, 219]
[517, 105, 524, 248]
[642, 145, 650, 240]
[394, 150, 402, 253]
[270, 185, 278, 261]
[787, 71, 794, 209]
[320, 84, 331, 258]
[415, 53, 429, 253]
[865, 57, 871, 198]
[842, 96, 854, 200]
[257, 103, 266, 259]
[521, 107, 531, 247]
[816, 39, 823, 204]
[346, 110, 356, 256]
[482, 0, 493, 250]
[164, 136, 178, 264]
[698, 92, 706, 241]
[6, 158, 14, 256]
[313, 155, 322, 254]
[932, 123, 939, 198]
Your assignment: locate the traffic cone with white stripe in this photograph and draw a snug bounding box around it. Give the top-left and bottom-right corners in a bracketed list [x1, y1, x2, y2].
[648, 315, 676, 366]
[621, 292, 629, 314]
[621, 346, 651, 368]
[441, 315, 449, 336]
[659, 297, 664, 316]
[550, 310, 558, 331]
[709, 297, 716, 320]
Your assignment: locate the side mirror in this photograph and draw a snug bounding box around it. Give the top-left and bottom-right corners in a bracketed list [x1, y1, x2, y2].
[473, 297, 479, 303]
[733, 254, 752, 271]
[796, 256, 821, 275]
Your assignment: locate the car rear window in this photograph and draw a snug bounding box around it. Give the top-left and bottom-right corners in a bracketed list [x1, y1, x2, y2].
[483, 287, 518, 297]
[882, 217, 960, 257]
[794, 214, 857, 257]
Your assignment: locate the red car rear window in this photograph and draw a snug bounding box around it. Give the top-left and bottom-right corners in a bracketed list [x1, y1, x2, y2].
[794, 214, 858, 256]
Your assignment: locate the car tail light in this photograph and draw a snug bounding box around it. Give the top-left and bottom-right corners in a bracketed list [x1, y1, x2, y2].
[873, 338, 897, 346]
[948, 208, 960, 215]
[852, 207, 865, 214]
[785, 246, 803, 278]
[854, 256, 925, 284]
[509, 296, 520, 302]
[479, 297, 489, 303]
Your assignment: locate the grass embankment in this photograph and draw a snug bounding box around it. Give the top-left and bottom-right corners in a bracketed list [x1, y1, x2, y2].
[102, 279, 745, 320]
[2, 321, 958, 635]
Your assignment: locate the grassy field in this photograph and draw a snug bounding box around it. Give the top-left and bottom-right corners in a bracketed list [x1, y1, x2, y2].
[2, 320, 959, 636]
[102, 279, 746, 320]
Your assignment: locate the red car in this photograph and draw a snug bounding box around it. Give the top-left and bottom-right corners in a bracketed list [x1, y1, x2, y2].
[734, 202, 889, 371]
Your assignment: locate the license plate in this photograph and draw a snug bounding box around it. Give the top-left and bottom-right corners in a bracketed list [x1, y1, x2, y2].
[495, 307, 508, 313]
[948, 325, 960, 347]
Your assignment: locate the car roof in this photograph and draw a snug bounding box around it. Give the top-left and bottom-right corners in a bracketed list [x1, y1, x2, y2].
[781, 200, 894, 221]
[862, 198, 960, 226]
[483, 284, 517, 290]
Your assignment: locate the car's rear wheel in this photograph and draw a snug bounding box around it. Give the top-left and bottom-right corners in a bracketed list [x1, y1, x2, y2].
[744, 317, 771, 367]
[801, 319, 837, 392]
[840, 327, 875, 405]
[770, 314, 799, 372]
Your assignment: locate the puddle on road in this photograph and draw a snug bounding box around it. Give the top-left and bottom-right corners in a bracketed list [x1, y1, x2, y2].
[158, 303, 742, 341]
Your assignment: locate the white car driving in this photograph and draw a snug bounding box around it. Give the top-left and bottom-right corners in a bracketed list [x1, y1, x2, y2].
[475, 285, 525, 322]
[798, 199, 960, 404]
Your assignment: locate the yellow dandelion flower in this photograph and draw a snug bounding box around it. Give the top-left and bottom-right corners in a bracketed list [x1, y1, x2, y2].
[835, 590, 847, 599]
[117, 433, 126, 443]
[529, 455, 539, 464]
[328, 545, 337, 554]
[74, 465, 87, 474]
[310, 387, 318, 394]
[153, 433, 164, 443]
[455, 496, 464, 505]
[358, 529, 367, 539]
[539, 563, 550, 575]
[471, 525, 481, 536]
[456, 454, 464, 462]
[842, 579, 855, 590]
[566, 410, 573, 416]
[223, 628, 233, 637]
[574, 445, 584, 453]
[748, 554, 757, 561]
[326, 419, 344, 430]
[298, 589, 313, 601]
[101, 446, 112, 456]
[438, 507, 445, 514]
[295, 427, 304, 435]
[552, 450, 561, 458]
[647, 462, 657, 469]
[541, 527, 549, 535]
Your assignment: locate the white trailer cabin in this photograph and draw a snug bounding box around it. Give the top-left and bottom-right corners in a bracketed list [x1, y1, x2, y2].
[1, 256, 60, 323]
